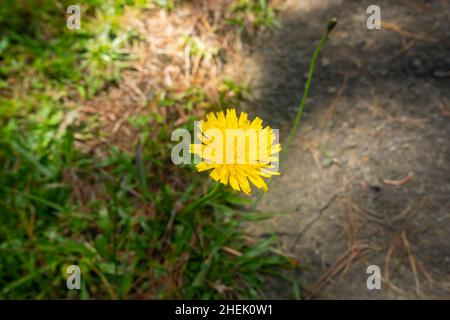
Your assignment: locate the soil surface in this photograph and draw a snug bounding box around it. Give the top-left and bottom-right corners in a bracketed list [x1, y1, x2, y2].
[241, 0, 450, 299]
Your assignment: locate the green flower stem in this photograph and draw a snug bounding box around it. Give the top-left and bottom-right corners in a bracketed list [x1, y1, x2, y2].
[251, 18, 337, 210]
[283, 18, 337, 158]
[184, 182, 221, 257]
[184, 182, 222, 214]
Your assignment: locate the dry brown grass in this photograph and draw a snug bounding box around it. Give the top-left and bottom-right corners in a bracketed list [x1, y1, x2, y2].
[77, 2, 254, 156]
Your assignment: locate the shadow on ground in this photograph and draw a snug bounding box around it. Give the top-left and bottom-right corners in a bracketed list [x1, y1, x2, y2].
[242, 0, 450, 299]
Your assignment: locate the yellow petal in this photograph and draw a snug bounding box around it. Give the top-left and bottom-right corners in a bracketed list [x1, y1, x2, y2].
[220, 168, 229, 185]
[248, 174, 268, 192]
[229, 171, 240, 192]
[237, 172, 251, 195]
[196, 162, 215, 172]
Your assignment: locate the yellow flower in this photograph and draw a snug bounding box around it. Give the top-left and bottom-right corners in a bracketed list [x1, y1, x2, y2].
[190, 108, 281, 195]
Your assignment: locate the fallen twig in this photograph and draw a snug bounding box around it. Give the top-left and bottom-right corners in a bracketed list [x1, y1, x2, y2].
[401, 231, 422, 296]
[383, 172, 414, 186]
[382, 21, 439, 43]
[291, 194, 339, 251]
[304, 242, 371, 299]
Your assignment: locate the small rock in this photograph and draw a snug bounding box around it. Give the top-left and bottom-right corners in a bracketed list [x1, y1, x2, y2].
[321, 58, 330, 67]
[433, 70, 449, 78]
[411, 58, 422, 68]
[378, 69, 389, 77]
[327, 86, 337, 94]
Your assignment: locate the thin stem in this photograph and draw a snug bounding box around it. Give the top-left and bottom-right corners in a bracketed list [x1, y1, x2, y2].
[251, 18, 337, 210]
[109, 180, 119, 299]
[283, 18, 337, 158]
[184, 182, 221, 214]
[191, 210, 205, 257]
[184, 183, 221, 257]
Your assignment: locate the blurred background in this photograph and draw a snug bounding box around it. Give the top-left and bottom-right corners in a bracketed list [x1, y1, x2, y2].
[0, 0, 449, 299]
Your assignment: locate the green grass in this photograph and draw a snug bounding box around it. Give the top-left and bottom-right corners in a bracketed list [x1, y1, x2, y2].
[0, 0, 297, 299]
[0, 103, 294, 299]
[227, 0, 280, 32]
[0, 0, 140, 100]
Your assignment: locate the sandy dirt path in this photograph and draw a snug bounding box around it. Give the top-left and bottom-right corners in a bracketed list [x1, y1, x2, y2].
[242, 0, 450, 299]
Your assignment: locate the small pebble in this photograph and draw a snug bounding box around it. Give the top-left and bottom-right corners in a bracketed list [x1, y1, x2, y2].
[433, 70, 449, 78]
[411, 58, 422, 68]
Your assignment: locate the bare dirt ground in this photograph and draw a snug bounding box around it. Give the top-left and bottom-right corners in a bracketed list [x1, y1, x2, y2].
[242, 0, 450, 299]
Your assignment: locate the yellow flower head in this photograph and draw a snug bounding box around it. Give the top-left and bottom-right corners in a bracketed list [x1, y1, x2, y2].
[190, 108, 281, 195]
